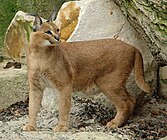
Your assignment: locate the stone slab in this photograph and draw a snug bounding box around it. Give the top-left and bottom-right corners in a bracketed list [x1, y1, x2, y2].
[0, 61, 28, 111]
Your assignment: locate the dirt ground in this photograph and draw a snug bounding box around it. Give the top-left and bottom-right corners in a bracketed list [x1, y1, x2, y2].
[0, 95, 166, 140]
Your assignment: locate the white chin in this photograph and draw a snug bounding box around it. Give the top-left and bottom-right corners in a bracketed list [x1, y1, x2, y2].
[42, 40, 52, 47]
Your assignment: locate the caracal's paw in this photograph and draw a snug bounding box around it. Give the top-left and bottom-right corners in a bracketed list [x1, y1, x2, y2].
[106, 120, 122, 128]
[23, 124, 36, 131]
[54, 124, 68, 132]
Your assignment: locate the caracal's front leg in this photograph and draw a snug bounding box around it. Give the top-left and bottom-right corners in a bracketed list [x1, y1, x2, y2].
[23, 84, 43, 131]
[54, 85, 72, 132]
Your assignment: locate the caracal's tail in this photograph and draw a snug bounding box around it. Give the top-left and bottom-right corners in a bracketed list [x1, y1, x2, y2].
[134, 50, 151, 93]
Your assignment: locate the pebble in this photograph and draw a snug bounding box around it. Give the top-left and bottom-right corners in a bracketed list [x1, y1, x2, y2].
[79, 127, 86, 131]
[0, 121, 3, 126]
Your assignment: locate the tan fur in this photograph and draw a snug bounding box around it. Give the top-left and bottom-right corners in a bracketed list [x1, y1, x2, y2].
[23, 20, 150, 132]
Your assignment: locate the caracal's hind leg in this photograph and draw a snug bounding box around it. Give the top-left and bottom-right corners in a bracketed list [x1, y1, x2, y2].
[96, 73, 136, 128]
[54, 85, 72, 132]
[23, 85, 43, 131]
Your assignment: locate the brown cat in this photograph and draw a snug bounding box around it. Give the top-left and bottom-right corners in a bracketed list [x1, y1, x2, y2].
[23, 13, 150, 132]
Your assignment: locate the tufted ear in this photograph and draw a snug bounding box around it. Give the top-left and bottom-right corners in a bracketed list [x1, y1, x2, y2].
[33, 14, 43, 31]
[48, 6, 57, 22]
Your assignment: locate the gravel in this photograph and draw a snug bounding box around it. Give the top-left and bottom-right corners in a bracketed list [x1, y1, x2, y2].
[0, 95, 166, 140]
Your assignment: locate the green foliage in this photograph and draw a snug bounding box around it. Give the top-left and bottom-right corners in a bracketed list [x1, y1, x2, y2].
[0, 0, 20, 50]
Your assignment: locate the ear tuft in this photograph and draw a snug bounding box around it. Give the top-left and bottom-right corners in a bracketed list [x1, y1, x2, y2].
[48, 6, 57, 22]
[33, 14, 43, 31]
[27, 13, 43, 31]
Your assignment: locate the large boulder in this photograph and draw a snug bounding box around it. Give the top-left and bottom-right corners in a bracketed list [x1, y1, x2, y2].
[4, 11, 34, 62]
[56, 2, 81, 42]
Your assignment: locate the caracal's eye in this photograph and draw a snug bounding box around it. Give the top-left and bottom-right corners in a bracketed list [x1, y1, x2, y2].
[57, 29, 60, 32]
[45, 30, 52, 35]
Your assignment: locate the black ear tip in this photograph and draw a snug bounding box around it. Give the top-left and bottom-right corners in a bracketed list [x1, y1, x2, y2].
[48, 5, 58, 22]
[30, 14, 43, 31]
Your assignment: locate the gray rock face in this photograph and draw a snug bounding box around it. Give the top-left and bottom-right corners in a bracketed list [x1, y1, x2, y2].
[114, 0, 167, 66]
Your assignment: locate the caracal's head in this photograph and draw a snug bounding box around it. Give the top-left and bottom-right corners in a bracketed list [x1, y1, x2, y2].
[31, 10, 60, 45]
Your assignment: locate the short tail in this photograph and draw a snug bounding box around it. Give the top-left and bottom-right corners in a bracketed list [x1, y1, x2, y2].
[134, 50, 151, 93]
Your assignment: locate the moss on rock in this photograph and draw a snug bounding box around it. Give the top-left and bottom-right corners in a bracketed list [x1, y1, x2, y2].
[114, 0, 167, 65]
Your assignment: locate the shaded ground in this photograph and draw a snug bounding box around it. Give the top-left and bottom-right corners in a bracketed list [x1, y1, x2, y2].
[0, 95, 166, 140]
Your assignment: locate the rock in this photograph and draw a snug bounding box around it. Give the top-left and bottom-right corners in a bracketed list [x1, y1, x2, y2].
[114, 0, 167, 66]
[160, 136, 167, 140]
[159, 66, 167, 99]
[56, 1, 81, 42]
[0, 61, 28, 112]
[0, 121, 3, 126]
[41, 87, 59, 109]
[4, 11, 34, 62]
